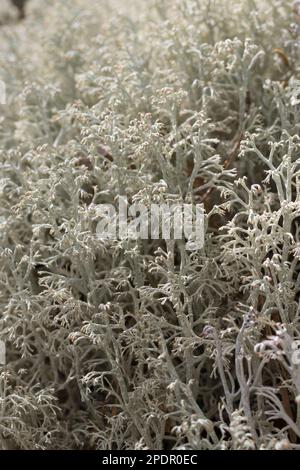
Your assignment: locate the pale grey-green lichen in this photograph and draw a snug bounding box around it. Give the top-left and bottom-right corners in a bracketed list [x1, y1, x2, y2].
[0, 0, 300, 450]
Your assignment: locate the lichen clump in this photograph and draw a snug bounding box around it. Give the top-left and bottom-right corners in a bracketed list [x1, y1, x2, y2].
[1, 0, 300, 450]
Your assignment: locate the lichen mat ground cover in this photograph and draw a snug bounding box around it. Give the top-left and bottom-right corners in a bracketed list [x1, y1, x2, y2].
[0, 0, 300, 450]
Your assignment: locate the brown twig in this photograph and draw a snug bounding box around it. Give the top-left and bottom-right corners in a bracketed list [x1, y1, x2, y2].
[200, 132, 243, 204]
